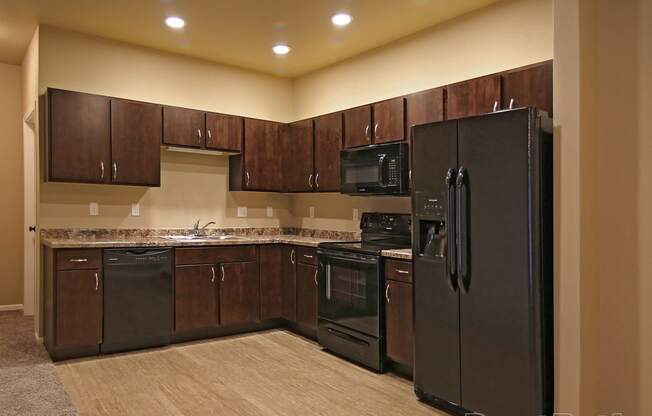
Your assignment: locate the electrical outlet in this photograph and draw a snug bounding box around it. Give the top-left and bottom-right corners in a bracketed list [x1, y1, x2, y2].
[309, 206, 315, 218]
[237, 206, 248, 217]
[266, 206, 273, 217]
[89, 202, 99, 216]
[131, 203, 140, 217]
[353, 208, 359, 221]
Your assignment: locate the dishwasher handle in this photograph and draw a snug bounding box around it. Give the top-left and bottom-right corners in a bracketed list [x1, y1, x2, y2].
[104, 248, 172, 266]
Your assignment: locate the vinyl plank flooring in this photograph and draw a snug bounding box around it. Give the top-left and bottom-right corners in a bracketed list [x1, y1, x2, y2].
[56, 330, 443, 416]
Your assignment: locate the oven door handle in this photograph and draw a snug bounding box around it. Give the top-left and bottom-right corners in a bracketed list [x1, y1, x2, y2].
[326, 327, 370, 346]
[318, 253, 379, 265]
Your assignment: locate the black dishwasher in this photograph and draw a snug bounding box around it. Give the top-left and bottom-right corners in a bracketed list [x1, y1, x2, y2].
[102, 248, 173, 354]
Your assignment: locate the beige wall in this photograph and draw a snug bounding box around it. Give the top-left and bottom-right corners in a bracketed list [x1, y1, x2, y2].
[37, 25, 294, 230]
[0, 63, 24, 306]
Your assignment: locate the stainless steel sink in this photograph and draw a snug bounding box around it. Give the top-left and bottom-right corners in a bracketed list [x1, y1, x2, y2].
[163, 235, 242, 241]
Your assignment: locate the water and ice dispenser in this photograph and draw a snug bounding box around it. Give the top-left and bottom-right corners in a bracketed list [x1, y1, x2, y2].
[414, 192, 448, 259]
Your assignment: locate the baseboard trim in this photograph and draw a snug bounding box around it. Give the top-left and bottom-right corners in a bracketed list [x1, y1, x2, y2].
[35, 333, 44, 344]
[0, 304, 23, 312]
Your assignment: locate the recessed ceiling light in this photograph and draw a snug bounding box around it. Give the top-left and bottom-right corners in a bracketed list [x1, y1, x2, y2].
[272, 44, 291, 55]
[165, 16, 185, 29]
[331, 13, 352, 26]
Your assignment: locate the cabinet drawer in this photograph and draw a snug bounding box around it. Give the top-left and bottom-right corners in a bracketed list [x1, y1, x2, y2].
[385, 259, 412, 283]
[297, 247, 317, 266]
[56, 249, 102, 271]
[175, 245, 257, 265]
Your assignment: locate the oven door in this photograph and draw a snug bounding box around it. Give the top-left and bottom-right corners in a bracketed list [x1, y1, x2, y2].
[317, 250, 381, 337]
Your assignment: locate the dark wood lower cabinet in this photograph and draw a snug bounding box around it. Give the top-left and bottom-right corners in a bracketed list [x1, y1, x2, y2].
[281, 246, 297, 322]
[260, 245, 283, 320]
[220, 261, 260, 325]
[385, 279, 414, 368]
[296, 263, 318, 331]
[55, 269, 103, 348]
[175, 265, 218, 332]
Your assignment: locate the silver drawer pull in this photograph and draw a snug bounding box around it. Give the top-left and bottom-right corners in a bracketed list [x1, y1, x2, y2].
[69, 258, 88, 263]
[395, 269, 409, 274]
[304, 254, 314, 259]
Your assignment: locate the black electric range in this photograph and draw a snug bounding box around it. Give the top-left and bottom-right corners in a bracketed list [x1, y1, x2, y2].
[316, 213, 411, 372]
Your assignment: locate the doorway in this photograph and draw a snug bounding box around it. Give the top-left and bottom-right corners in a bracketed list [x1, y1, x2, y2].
[23, 108, 36, 316]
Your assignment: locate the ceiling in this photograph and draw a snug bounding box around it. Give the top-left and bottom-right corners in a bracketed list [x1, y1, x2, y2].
[0, 0, 500, 77]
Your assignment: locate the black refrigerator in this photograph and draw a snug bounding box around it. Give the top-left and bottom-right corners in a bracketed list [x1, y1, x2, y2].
[411, 108, 553, 416]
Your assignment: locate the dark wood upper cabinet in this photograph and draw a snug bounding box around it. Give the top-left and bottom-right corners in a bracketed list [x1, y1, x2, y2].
[220, 260, 260, 325]
[162, 106, 205, 148]
[259, 245, 283, 320]
[281, 246, 297, 322]
[230, 118, 281, 191]
[502, 61, 553, 115]
[296, 263, 318, 333]
[385, 279, 414, 368]
[313, 112, 343, 192]
[405, 87, 445, 140]
[48, 89, 110, 183]
[174, 265, 219, 332]
[55, 269, 103, 348]
[447, 75, 502, 120]
[344, 105, 372, 148]
[283, 119, 314, 192]
[205, 113, 243, 152]
[110, 99, 162, 187]
[373, 97, 405, 144]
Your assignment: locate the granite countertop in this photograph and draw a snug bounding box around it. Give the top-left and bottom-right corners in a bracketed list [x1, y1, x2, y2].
[380, 248, 413, 260]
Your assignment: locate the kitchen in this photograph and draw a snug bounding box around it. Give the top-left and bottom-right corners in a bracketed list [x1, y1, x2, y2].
[1, 0, 649, 415]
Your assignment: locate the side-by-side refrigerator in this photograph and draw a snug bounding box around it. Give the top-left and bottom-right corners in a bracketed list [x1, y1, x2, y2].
[411, 108, 553, 416]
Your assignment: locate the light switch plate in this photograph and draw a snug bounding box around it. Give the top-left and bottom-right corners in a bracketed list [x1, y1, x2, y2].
[353, 208, 359, 221]
[237, 206, 248, 217]
[89, 202, 99, 216]
[266, 206, 273, 217]
[309, 206, 315, 218]
[131, 203, 140, 217]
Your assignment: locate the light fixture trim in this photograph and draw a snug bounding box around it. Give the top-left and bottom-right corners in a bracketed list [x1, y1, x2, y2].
[331, 13, 352, 26]
[272, 44, 291, 55]
[165, 16, 186, 29]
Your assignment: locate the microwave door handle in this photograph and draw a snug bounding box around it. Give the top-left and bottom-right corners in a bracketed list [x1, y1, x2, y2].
[378, 154, 387, 186]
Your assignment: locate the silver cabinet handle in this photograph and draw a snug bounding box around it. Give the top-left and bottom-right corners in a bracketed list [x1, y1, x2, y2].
[509, 98, 515, 109]
[95, 272, 99, 291]
[221, 265, 225, 282]
[211, 266, 216, 283]
[396, 269, 409, 274]
[315, 173, 320, 189]
[245, 170, 250, 186]
[207, 128, 212, 141]
[69, 258, 88, 263]
[308, 173, 313, 189]
[304, 254, 314, 259]
[112, 162, 117, 181]
[197, 128, 202, 146]
[290, 249, 296, 265]
[493, 101, 499, 112]
[385, 283, 390, 303]
[314, 269, 318, 286]
[100, 162, 105, 179]
[374, 123, 379, 139]
[364, 125, 370, 141]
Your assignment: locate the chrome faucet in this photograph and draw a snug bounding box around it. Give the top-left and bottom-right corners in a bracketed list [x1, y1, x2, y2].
[193, 220, 216, 235]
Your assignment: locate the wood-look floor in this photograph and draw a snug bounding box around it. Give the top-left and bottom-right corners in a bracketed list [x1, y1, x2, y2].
[55, 330, 444, 416]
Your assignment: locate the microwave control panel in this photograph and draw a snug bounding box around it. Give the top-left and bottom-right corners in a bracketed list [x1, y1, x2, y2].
[387, 157, 399, 185]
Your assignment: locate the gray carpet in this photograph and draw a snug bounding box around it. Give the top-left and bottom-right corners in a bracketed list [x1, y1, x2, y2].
[0, 311, 78, 416]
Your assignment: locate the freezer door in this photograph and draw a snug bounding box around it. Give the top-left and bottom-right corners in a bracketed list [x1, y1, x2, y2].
[412, 120, 462, 407]
[457, 108, 544, 415]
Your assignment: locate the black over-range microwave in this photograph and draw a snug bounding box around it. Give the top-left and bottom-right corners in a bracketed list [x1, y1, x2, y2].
[340, 142, 409, 195]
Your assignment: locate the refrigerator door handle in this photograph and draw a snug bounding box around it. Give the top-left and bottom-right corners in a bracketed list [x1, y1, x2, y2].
[445, 168, 458, 291]
[456, 166, 469, 293]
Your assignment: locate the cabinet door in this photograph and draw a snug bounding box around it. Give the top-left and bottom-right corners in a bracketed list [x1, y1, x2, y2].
[110, 99, 162, 186]
[56, 269, 102, 347]
[49, 89, 110, 183]
[314, 112, 342, 192]
[373, 97, 405, 144]
[220, 261, 260, 325]
[385, 280, 414, 367]
[260, 245, 283, 320]
[281, 246, 297, 322]
[243, 118, 281, 191]
[163, 106, 205, 148]
[296, 263, 318, 331]
[205, 113, 243, 152]
[447, 75, 501, 120]
[502, 61, 553, 115]
[405, 88, 445, 141]
[344, 105, 372, 148]
[175, 265, 218, 332]
[283, 119, 314, 192]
